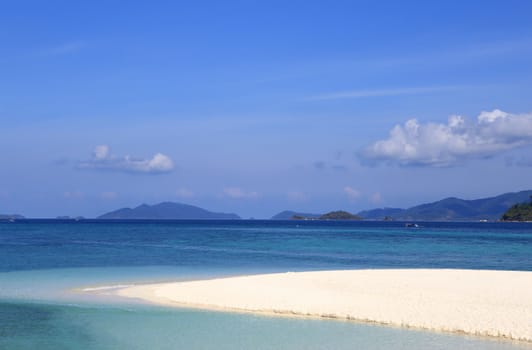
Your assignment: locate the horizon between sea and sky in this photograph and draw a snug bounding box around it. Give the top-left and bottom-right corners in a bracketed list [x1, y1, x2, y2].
[2, 1, 532, 219]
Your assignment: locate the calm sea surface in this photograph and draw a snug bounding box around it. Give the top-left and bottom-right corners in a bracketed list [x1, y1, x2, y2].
[1, 220, 531, 350]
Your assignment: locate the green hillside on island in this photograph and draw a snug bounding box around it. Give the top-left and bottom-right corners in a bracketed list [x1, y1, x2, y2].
[358, 190, 532, 221]
[319, 211, 362, 220]
[501, 197, 532, 221]
[292, 210, 362, 221]
[274, 190, 532, 222]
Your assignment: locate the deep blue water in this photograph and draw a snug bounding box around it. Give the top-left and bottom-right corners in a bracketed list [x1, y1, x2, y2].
[0, 220, 531, 350]
[1, 220, 531, 272]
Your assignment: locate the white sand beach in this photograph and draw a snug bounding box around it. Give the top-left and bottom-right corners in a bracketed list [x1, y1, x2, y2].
[107, 269, 532, 341]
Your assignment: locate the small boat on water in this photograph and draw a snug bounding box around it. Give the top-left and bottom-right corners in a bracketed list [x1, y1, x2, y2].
[405, 223, 420, 228]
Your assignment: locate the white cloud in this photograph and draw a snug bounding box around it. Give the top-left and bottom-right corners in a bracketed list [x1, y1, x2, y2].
[64, 191, 84, 199]
[369, 192, 382, 204]
[41, 41, 86, 56]
[94, 145, 110, 160]
[287, 191, 308, 201]
[308, 86, 460, 101]
[79, 145, 174, 174]
[344, 186, 361, 200]
[100, 191, 118, 200]
[361, 109, 532, 167]
[223, 187, 259, 199]
[176, 188, 195, 198]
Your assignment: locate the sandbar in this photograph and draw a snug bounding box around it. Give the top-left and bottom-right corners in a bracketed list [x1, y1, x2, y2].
[101, 269, 532, 341]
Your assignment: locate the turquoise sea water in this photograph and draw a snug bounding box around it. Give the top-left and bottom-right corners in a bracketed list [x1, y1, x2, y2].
[1, 220, 531, 349]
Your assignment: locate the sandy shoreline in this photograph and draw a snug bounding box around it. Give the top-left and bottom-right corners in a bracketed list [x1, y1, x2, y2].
[94, 269, 532, 341]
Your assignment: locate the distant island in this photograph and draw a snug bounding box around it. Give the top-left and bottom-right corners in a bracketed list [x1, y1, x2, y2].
[289, 211, 362, 221]
[271, 211, 321, 220]
[318, 211, 362, 220]
[501, 196, 532, 222]
[0, 214, 24, 221]
[98, 202, 240, 220]
[357, 190, 532, 221]
[273, 190, 532, 222]
[4, 190, 532, 222]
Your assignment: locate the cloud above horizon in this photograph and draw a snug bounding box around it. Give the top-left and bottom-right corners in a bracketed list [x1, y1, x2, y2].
[40, 41, 86, 56]
[100, 191, 118, 200]
[286, 191, 308, 201]
[176, 188, 195, 198]
[308, 86, 461, 101]
[369, 192, 382, 204]
[344, 186, 361, 200]
[360, 109, 532, 167]
[78, 145, 174, 174]
[63, 190, 84, 199]
[223, 187, 259, 199]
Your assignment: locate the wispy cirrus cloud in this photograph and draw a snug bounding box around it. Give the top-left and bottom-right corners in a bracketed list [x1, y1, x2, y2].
[365, 37, 532, 70]
[78, 145, 174, 174]
[249, 38, 532, 87]
[40, 41, 87, 56]
[360, 109, 532, 167]
[223, 187, 259, 199]
[308, 85, 462, 101]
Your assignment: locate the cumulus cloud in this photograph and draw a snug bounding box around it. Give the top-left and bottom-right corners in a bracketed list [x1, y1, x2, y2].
[64, 191, 84, 199]
[344, 186, 361, 200]
[176, 188, 195, 198]
[369, 192, 382, 204]
[287, 191, 308, 201]
[361, 109, 532, 166]
[223, 187, 259, 199]
[79, 145, 174, 174]
[93, 145, 109, 160]
[100, 191, 118, 200]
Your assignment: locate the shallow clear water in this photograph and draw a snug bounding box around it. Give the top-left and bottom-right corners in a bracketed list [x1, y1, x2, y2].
[1, 220, 531, 349]
[2, 301, 531, 350]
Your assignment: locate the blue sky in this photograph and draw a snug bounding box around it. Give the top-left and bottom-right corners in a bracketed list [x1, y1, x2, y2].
[2, 0, 532, 218]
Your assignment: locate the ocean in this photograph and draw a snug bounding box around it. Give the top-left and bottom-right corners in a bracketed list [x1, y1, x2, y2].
[1, 220, 531, 349]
